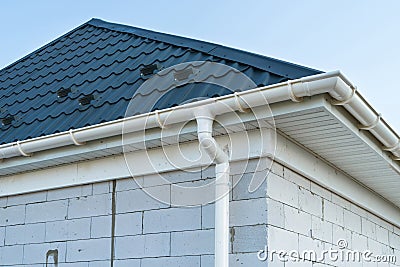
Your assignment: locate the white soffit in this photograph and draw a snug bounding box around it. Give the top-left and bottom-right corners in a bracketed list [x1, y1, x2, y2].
[272, 95, 400, 207]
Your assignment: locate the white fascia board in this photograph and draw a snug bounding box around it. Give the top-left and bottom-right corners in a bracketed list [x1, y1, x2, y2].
[0, 128, 271, 196]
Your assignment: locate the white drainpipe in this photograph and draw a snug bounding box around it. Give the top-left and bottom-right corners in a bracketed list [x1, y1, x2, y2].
[195, 108, 230, 267]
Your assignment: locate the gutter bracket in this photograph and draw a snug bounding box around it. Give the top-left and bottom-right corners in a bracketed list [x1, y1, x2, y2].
[16, 141, 32, 157]
[234, 92, 249, 113]
[332, 86, 357, 106]
[69, 129, 85, 146]
[358, 114, 381, 131]
[155, 110, 167, 129]
[287, 81, 303, 102]
[384, 140, 400, 152]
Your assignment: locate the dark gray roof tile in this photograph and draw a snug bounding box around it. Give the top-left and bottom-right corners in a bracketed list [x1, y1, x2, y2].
[0, 18, 322, 144]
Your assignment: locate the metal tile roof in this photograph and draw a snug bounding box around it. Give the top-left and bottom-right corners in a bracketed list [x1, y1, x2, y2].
[0, 18, 321, 144]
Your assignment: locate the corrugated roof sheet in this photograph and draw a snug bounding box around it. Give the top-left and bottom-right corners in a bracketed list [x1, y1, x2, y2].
[0, 18, 321, 144]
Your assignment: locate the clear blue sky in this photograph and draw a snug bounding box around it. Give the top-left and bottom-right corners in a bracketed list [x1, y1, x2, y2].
[1, 0, 399, 131]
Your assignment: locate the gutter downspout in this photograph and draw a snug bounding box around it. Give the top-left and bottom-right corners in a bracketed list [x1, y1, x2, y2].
[195, 109, 230, 267]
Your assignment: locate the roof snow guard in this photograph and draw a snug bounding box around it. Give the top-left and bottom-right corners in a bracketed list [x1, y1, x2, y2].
[0, 18, 320, 145]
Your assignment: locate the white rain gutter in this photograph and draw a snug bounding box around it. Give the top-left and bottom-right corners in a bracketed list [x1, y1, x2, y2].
[1, 70, 398, 161]
[195, 108, 230, 267]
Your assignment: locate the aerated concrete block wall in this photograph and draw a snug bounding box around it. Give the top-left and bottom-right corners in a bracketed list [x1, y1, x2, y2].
[0, 157, 399, 266]
[267, 164, 400, 266]
[0, 158, 270, 267]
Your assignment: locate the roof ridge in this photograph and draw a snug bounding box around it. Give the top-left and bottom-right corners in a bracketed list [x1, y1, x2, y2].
[87, 19, 322, 78]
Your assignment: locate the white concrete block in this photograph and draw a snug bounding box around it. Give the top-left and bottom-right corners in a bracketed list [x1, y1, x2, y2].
[0, 197, 6, 208]
[152, 168, 202, 185]
[269, 160, 285, 177]
[7, 191, 46, 206]
[92, 181, 111, 195]
[116, 185, 170, 213]
[170, 179, 215, 206]
[0, 204, 25, 226]
[201, 165, 215, 180]
[5, 223, 45, 245]
[141, 256, 201, 267]
[230, 158, 269, 176]
[331, 194, 351, 210]
[144, 206, 201, 233]
[267, 173, 298, 207]
[115, 212, 142, 236]
[323, 200, 344, 226]
[232, 172, 267, 201]
[91, 215, 111, 238]
[116, 177, 143, 192]
[233, 225, 267, 253]
[23, 242, 66, 264]
[26, 199, 68, 223]
[310, 183, 332, 201]
[230, 198, 267, 226]
[88, 261, 110, 267]
[352, 232, 368, 251]
[284, 168, 311, 190]
[113, 259, 141, 267]
[368, 238, 383, 254]
[343, 209, 362, 233]
[267, 198, 285, 228]
[47, 184, 92, 201]
[389, 232, 400, 250]
[268, 225, 298, 252]
[362, 217, 377, 240]
[393, 225, 400, 237]
[59, 262, 89, 267]
[140, 172, 171, 188]
[332, 224, 352, 249]
[298, 235, 325, 262]
[350, 203, 369, 219]
[368, 212, 394, 233]
[285, 259, 313, 267]
[0, 244, 23, 265]
[230, 252, 268, 266]
[376, 225, 389, 245]
[311, 216, 333, 243]
[171, 229, 214, 256]
[200, 254, 214, 267]
[46, 218, 91, 242]
[201, 203, 214, 229]
[298, 187, 322, 218]
[115, 233, 170, 259]
[0, 227, 4, 246]
[266, 257, 284, 267]
[284, 205, 312, 237]
[66, 238, 111, 262]
[68, 193, 111, 219]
